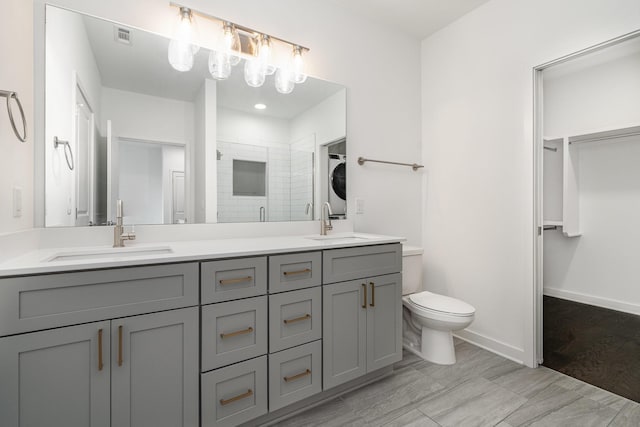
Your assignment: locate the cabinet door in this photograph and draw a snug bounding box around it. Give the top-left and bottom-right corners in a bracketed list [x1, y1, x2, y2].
[0, 321, 110, 427]
[322, 280, 367, 390]
[111, 307, 199, 427]
[366, 273, 403, 372]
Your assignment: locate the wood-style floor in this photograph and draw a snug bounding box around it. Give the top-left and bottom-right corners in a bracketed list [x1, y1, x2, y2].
[543, 296, 640, 403]
[274, 340, 639, 426]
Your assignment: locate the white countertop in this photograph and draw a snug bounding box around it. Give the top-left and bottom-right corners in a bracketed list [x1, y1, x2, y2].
[0, 233, 405, 277]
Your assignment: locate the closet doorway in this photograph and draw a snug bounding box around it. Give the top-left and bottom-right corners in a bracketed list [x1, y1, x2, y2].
[534, 32, 640, 403]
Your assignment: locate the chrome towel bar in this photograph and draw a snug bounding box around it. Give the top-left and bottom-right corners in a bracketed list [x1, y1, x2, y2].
[357, 156, 424, 171]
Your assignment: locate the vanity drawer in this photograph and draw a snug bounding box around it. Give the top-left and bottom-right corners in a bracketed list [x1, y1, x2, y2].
[323, 244, 402, 284]
[201, 296, 268, 371]
[201, 356, 267, 427]
[201, 257, 267, 304]
[268, 251, 321, 293]
[269, 287, 321, 353]
[0, 263, 199, 336]
[268, 340, 322, 411]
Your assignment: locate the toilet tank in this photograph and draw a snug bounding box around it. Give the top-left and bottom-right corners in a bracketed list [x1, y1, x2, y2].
[402, 245, 423, 295]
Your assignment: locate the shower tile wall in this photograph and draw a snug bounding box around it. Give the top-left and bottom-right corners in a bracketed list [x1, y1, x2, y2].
[217, 141, 291, 223]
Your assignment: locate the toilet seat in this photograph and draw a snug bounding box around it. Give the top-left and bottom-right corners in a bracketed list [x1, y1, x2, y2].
[409, 291, 475, 317]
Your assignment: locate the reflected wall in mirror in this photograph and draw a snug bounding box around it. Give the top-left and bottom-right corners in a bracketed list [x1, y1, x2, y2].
[44, 6, 346, 226]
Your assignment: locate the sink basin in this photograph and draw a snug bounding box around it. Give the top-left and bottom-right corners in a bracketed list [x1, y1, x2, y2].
[305, 233, 372, 242]
[46, 246, 174, 262]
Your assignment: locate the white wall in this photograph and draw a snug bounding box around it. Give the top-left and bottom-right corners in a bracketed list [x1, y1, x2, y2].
[101, 87, 194, 145]
[421, 0, 640, 365]
[218, 108, 290, 146]
[118, 140, 163, 224]
[543, 49, 640, 315]
[0, 0, 33, 235]
[101, 87, 193, 221]
[45, 6, 102, 226]
[162, 145, 186, 224]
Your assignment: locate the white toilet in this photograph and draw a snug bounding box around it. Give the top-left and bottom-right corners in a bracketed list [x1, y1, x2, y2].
[402, 245, 475, 365]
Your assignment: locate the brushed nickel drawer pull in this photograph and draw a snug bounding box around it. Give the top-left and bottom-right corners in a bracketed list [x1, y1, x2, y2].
[97, 328, 104, 371]
[219, 276, 253, 285]
[283, 314, 311, 324]
[284, 369, 311, 383]
[370, 282, 375, 307]
[220, 326, 254, 339]
[220, 389, 253, 406]
[118, 325, 123, 367]
[362, 283, 367, 308]
[283, 268, 311, 276]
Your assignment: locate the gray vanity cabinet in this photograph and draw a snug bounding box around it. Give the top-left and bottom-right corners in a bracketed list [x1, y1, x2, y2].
[322, 243, 403, 390]
[0, 321, 111, 427]
[323, 273, 403, 389]
[110, 307, 199, 427]
[0, 307, 199, 427]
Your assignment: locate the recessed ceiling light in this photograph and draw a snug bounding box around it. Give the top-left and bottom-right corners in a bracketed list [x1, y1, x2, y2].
[254, 103, 267, 110]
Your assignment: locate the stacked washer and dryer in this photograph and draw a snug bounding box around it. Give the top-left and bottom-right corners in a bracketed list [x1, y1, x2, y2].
[328, 153, 346, 218]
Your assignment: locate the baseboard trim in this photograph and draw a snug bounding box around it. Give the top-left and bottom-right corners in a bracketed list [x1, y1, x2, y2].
[544, 287, 640, 316]
[453, 329, 526, 365]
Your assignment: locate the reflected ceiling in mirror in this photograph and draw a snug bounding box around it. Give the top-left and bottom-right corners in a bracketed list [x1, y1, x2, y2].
[44, 6, 346, 227]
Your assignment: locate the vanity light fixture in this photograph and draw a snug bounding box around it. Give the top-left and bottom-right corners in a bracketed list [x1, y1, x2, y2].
[168, 2, 309, 93]
[254, 103, 267, 110]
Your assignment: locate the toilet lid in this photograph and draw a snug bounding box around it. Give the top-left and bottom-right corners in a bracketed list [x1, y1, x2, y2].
[409, 291, 475, 315]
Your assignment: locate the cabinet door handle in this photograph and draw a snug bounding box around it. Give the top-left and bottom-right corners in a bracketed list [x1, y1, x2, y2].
[220, 389, 253, 406]
[117, 325, 123, 367]
[370, 282, 375, 307]
[362, 283, 367, 308]
[283, 268, 311, 276]
[283, 314, 311, 324]
[219, 276, 252, 286]
[97, 328, 104, 371]
[220, 326, 254, 339]
[284, 369, 311, 383]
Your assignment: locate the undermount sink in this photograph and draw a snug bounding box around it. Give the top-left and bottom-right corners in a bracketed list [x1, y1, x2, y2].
[46, 246, 174, 262]
[305, 233, 372, 242]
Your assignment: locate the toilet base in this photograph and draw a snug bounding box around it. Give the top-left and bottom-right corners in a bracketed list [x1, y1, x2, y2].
[421, 327, 456, 365]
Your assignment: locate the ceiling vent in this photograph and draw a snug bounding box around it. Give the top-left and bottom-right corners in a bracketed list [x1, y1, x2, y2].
[114, 27, 132, 46]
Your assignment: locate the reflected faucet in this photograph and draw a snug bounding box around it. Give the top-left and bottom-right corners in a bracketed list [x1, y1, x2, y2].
[305, 202, 313, 219]
[321, 202, 333, 235]
[113, 200, 136, 247]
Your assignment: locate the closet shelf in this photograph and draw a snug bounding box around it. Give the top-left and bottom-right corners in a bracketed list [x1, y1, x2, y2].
[568, 125, 640, 145]
[543, 220, 563, 226]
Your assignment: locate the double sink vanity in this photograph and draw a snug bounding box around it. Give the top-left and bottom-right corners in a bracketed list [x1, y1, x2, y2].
[0, 233, 403, 427]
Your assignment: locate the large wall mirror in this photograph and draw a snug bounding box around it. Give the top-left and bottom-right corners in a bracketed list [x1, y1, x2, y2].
[43, 6, 347, 227]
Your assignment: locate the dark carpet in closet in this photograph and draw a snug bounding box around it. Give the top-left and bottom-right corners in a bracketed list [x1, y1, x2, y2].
[543, 295, 640, 403]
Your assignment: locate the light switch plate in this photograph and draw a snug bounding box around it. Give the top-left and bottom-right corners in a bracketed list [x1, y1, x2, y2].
[355, 198, 364, 214]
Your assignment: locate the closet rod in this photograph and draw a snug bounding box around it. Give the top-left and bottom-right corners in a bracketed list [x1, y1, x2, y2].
[543, 146, 557, 152]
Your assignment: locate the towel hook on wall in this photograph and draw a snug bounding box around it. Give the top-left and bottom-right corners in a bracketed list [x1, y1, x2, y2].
[54, 137, 75, 171]
[0, 90, 27, 142]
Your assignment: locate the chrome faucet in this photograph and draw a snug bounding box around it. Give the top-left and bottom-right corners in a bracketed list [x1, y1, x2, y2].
[321, 202, 333, 235]
[113, 200, 136, 247]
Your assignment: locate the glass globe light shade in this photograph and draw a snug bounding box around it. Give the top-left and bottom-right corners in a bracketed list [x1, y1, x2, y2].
[275, 68, 295, 94]
[222, 23, 241, 66]
[291, 46, 307, 84]
[244, 58, 265, 87]
[208, 50, 231, 80]
[168, 8, 199, 72]
[168, 39, 194, 72]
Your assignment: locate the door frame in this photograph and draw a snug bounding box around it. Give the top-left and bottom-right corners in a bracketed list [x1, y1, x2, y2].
[531, 29, 640, 366]
[72, 75, 95, 226]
